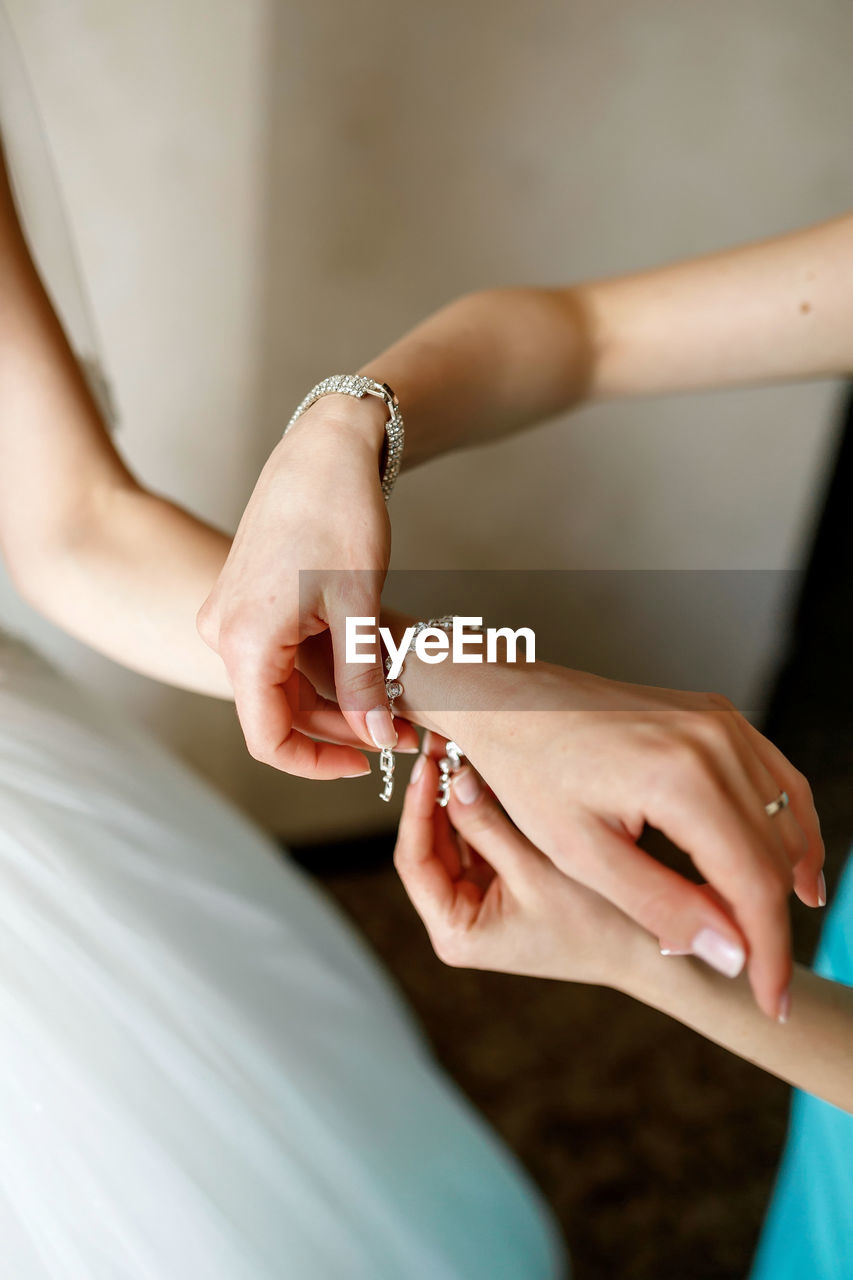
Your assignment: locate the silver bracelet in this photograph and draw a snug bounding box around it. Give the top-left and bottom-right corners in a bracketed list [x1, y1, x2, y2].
[284, 374, 405, 501]
[379, 616, 478, 804]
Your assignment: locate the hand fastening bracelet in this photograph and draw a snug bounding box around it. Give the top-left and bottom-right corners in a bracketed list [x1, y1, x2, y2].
[379, 616, 479, 805]
[284, 374, 405, 500]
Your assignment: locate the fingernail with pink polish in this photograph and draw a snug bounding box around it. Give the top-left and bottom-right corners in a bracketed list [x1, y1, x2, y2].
[660, 946, 692, 957]
[691, 928, 746, 979]
[452, 767, 481, 805]
[817, 870, 827, 908]
[777, 988, 792, 1024]
[366, 705, 397, 749]
[409, 753, 427, 786]
[343, 767, 372, 778]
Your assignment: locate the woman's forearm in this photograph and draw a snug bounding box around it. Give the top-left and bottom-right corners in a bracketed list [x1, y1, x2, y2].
[622, 934, 853, 1112]
[0, 140, 133, 572]
[19, 487, 235, 698]
[581, 212, 853, 399]
[360, 212, 853, 469]
[359, 288, 596, 468]
[0, 140, 234, 698]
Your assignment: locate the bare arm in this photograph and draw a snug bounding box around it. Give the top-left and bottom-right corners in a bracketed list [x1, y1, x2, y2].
[256, 209, 853, 467]
[0, 137, 238, 698]
[361, 212, 853, 467]
[627, 940, 853, 1112]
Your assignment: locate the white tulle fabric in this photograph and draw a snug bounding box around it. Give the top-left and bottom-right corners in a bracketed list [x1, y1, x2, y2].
[0, 634, 563, 1278]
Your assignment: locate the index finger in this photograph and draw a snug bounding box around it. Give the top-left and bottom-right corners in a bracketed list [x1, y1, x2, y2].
[644, 769, 793, 1021]
[228, 644, 371, 780]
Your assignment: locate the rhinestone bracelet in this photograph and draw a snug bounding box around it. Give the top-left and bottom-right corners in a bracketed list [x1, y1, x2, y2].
[379, 616, 480, 804]
[284, 374, 404, 501]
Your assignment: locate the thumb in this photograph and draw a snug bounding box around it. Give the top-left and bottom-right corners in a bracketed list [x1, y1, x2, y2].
[328, 596, 397, 750]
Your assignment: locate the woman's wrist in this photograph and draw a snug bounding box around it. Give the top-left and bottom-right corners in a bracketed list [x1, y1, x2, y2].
[616, 928, 758, 1029]
[374, 610, 500, 742]
[389, 649, 569, 758]
[542, 911, 661, 996]
[610, 929, 680, 1002]
[282, 394, 388, 464]
[321, 392, 388, 453]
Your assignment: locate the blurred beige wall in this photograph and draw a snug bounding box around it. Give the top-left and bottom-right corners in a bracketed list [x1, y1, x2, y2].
[1, 0, 851, 841]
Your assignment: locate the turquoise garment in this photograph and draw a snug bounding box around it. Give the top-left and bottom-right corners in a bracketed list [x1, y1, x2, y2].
[750, 852, 853, 1279]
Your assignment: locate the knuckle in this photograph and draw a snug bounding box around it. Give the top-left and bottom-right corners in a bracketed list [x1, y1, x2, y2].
[642, 732, 701, 803]
[392, 839, 410, 875]
[787, 766, 814, 808]
[433, 929, 465, 968]
[684, 706, 733, 754]
[195, 599, 217, 645]
[243, 731, 274, 766]
[218, 620, 263, 668]
[666, 734, 713, 788]
[702, 690, 736, 715]
[642, 728, 685, 772]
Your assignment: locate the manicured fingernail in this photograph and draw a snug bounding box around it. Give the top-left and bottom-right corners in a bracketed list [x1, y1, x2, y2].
[691, 928, 746, 979]
[452, 767, 480, 805]
[365, 705, 397, 749]
[399, 744, 420, 754]
[660, 946, 692, 957]
[409, 753, 427, 786]
[817, 870, 827, 908]
[343, 767, 372, 778]
[777, 988, 792, 1024]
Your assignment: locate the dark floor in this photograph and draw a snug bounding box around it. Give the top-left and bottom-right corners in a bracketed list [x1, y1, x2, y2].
[289, 720, 852, 1280]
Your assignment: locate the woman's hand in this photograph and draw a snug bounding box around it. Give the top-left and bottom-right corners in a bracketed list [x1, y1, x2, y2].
[394, 745, 639, 987]
[197, 396, 399, 778]
[397, 657, 824, 1021]
[395, 744, 853, 1114]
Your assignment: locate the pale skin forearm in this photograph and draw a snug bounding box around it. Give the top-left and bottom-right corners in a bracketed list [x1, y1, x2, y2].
[31, 489, 237, 697]
[0, 139, 234, 696]
[0, 141, 131, 560]
[619, 934, 853, 1112]
[357, 212, 853, 468]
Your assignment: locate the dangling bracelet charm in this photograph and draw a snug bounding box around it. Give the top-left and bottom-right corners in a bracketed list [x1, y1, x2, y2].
[378, 656, 405, 803]
[437, 741, 464, 807]
[379, 747, 396, 803]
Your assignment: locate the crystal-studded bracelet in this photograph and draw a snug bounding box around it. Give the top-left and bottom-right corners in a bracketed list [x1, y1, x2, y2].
[379, 616, 480, 805]
[283, 374, 405, 501]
